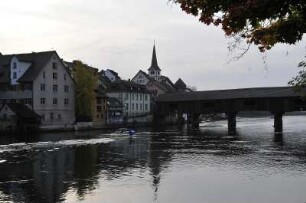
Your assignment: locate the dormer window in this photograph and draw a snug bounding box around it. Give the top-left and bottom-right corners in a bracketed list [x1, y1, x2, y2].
[151, 71, 155, 75]
[13, 62, 17, 69]
[13, 72, 17, 79]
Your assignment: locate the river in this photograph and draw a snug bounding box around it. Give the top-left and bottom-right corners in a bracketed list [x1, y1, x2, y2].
[0, 115, 306, 203]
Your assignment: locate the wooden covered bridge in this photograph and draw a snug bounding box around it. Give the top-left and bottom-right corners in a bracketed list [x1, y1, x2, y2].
[155, 87, 306, 133]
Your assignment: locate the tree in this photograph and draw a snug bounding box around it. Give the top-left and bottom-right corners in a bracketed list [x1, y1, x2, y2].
[288, 61, 306, 90]
[73, 60, 98, 120]
[170, 0, 306, 52]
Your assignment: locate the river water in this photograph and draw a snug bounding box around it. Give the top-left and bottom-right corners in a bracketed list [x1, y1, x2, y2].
[0, 115, 306, 203]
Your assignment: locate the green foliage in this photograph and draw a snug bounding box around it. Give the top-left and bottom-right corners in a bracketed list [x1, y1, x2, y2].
[288, 59, 306, 91]
[73, 60, 98, 118]
[171, 0, 306, 52]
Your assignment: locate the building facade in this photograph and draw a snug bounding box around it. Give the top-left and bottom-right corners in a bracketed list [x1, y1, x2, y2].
[0, 51, 75, 128]
[106, 80, 151, 122]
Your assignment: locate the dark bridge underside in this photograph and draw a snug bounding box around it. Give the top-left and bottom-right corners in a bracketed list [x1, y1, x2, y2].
[155, 87, 306, 133]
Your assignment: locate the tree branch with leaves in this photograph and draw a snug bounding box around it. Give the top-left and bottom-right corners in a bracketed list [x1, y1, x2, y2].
[170, 0, 306, 52]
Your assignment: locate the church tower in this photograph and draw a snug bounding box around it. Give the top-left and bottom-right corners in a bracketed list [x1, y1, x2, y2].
[148, 44, 161, 81]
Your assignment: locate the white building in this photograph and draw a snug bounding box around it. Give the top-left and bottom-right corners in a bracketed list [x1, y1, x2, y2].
[0, 51, 75, 128]
[106, 80, 151, 122]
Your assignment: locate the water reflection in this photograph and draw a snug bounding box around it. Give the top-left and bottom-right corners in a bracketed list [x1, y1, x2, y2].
[0, 116, 306, 202]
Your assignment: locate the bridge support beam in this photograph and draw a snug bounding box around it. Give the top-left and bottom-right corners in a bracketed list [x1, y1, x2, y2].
[227, 112, 237, 134]
[273, 112, 283, 133]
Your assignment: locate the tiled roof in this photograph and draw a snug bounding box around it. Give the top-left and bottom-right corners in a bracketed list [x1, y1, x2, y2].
[156, 86, 303, 102]
[0, 51, 56, 83]
[3, 103, 41, 119]
[107, 80, 151, 93]
[175, 78, 187, 90]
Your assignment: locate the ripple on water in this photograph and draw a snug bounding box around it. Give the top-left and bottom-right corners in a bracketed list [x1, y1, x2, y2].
[0, 138, 114, 153]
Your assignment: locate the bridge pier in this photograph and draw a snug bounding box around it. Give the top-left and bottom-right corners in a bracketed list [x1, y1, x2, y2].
[273, 112, 283, 133]
[177, 112, 185, 125]
[187, 113, 200, 128]
[227, 112, 237, 134]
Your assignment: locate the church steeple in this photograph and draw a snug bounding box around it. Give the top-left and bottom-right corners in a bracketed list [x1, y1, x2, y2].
[148, 44, 161, 81]
[148, 44, 161, 71]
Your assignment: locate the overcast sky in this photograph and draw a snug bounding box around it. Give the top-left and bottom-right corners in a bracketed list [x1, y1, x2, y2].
[1, 0, 305, 90]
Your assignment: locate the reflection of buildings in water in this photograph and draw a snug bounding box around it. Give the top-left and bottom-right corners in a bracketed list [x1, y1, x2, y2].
[148, 133, 175, 201]
[74, 145, 99, 199]
[33, 150, 75, 203]
[0, 148, 75, 203]
[96, 136, 150, 180]
[0, 131, 177, 203]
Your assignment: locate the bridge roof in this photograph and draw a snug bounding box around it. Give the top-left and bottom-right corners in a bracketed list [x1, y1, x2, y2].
[156, 87, 304, 102]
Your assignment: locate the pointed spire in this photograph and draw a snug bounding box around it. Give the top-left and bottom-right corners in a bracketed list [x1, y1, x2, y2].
[151, 44, 158, 67]
[149, 44, 161, 71]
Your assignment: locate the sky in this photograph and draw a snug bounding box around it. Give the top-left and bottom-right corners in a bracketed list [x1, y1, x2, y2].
[0, 0, 305, 90]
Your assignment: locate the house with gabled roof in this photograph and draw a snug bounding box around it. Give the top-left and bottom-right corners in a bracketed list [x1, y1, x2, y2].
[0, 103, 41, 132]
[0, 51, 75, 128]
[104, 69, 121, 82]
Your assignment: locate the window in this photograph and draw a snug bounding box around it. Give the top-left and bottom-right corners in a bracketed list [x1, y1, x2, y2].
[40, 84, 46, 91]
[52, 62, 58, 70]
[53, 72, 58, 80]
[10, 99, 16, 103]
[13, 72, 17, 79]
[64, 85, 69, 92]
[126, 103, 129, 110]
[145, 104, 148, 111]
[132, 94, 134, 100]
[64, 73, 67, 81]
[41, 114, 45, 121]
[13, 62, 17, 69]
[53, 85, 58, 92]
[140, 103, 143, 111]
[136, 103, 138, 111]
[53, 98, 58, 105]
[97, 98, 101, 104]
[145, 95, 148, 101]
[97, 106, 102, 112]
[140, 94, 143, 100]
[43, 71, 46, 79]
[58, 114, 61, 121]
[151, 71, 154, 75]
[132, 103, 134, 110]
[64, 99, 69, 105]
[40, 98, 45, 104]
[50, 113, 54, 120]
[25, 98, 32, 104]
[136, 94, 138, 100]
[125, 93, 128, 100]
